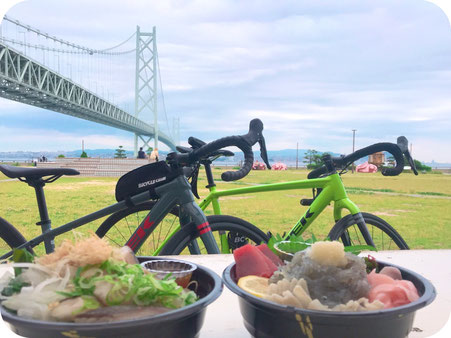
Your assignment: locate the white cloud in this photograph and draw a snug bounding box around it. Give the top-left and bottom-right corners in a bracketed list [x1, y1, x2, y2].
[0, 0, 450, 163]
[0, 99, 24, 114]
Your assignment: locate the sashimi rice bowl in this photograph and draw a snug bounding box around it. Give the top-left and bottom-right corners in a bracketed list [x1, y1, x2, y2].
[223, 241, 436, 338]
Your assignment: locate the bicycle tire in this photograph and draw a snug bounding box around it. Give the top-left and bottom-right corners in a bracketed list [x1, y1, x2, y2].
[328, 212, 409, 250]
[0, 217, 28, 259]
[95, 201, 180, 256]
[160, 215, 269, 255]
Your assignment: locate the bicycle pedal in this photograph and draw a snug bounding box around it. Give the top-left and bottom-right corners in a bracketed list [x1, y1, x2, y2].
[300, 198, 313, 206]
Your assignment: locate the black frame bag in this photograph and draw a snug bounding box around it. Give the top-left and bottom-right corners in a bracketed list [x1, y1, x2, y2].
[115, 161, 175, 202]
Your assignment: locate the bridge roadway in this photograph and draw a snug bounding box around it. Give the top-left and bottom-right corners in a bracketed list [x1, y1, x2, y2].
[0, 43, 176, 150]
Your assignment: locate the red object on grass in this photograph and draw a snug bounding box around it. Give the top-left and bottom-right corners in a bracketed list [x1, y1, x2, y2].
[257, 243, 284, 266]
[233, 244, 278, 279]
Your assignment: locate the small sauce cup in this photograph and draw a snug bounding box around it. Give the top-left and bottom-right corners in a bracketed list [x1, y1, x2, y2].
[141, 259, 197, 288]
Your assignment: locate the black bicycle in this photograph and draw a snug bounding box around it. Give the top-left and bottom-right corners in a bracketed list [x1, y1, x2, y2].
[0, 119, 270, 259]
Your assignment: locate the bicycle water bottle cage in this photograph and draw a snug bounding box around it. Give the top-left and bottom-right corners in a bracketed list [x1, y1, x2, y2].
[115, 161, 179, 203]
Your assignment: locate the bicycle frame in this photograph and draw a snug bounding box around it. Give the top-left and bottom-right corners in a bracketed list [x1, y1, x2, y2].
[161, 172, 364, 253]
[208, 173, 363, 251]
[124, 175, 219, 255]
[208, 173, 359, 227]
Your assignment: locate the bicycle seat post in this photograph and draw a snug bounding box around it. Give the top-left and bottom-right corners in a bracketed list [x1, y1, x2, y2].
[27, 178, 55, 253]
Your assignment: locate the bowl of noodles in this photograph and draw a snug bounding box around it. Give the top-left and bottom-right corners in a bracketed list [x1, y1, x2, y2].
[0, 236, 223, 338]
[223, 241, 436, 338]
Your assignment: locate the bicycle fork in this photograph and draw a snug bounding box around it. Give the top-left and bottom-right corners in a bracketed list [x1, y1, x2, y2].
[180, 202, 220, 254]
[125, 175, 220, 254]
[346, 212, 376, 247]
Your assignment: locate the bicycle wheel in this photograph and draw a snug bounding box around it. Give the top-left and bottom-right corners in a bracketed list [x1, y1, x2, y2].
[0, 217, 28, 259]
[95, 201, 180, 256]
[328, 212, 409, 250]
[160, 215, 269, 255]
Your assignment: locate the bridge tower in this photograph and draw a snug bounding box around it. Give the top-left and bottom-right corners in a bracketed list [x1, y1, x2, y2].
[134, 26, 159, 157]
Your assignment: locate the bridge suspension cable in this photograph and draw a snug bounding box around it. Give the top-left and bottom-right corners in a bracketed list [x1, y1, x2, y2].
[2, 15, 136, 55]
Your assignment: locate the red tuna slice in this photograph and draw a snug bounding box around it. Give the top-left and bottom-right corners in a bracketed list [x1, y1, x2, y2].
[234, 244, 278, 279]
[257, 243, 284, 266]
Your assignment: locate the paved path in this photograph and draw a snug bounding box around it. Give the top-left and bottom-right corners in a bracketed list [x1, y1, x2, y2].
[224, 181, 451, 199]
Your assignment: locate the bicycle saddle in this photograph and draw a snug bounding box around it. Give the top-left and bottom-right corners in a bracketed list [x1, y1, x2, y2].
[0, 164, 79, 179]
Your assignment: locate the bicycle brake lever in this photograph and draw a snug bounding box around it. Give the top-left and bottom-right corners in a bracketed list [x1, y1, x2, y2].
[258, 136, 271, 169]
[404, 149, 418, 175]
[397, 136, 418, 176]
[190, 165, 201, 199]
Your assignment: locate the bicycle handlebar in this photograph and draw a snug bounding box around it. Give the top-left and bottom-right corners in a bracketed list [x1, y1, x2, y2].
[343, 142, 405, 176]
[169, 119, 266, 181]
[308, 140, 406, 179]
[200, 119, 264, 181]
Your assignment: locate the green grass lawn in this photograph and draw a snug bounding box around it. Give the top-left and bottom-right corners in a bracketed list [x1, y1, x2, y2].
[1, 168, 450, 254]
[206, 168, 451, 250]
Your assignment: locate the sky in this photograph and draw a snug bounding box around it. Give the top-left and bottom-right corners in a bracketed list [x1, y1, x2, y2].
[0, 0, 451, 163]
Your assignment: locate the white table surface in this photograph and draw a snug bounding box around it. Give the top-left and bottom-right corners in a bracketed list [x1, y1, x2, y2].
[1, 250, 450, 337]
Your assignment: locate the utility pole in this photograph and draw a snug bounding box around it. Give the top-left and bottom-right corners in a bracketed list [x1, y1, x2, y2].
[352, 129, 357, 173]
[296, 142, 299, 169]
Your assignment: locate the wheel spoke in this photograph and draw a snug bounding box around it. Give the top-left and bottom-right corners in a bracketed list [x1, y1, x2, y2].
[96, 202, 182, 256]
[125, 216, 133, 237]
[104, 234, 123, 247]
[329, 213, 408, 251]
[352, 225, 361, 245]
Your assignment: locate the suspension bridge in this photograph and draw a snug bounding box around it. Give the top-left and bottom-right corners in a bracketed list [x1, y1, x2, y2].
[0, 15, 179, 154]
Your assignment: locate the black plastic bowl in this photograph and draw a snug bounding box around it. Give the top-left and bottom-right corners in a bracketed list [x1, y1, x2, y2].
[223, 261, 436, 338]
[1, 257, 223, 338]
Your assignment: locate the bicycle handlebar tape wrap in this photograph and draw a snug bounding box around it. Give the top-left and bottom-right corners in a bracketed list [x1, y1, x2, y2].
[343, 142, 405, 176]
[221, 119, 264, 181]
[190, 119, 265, 182]
[307, 165, 328, 179]
[397, 136, 409, 153]
[307, 141, 405, 179]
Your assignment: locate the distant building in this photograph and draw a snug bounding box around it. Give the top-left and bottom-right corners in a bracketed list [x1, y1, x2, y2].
[368, 152, 385, 167]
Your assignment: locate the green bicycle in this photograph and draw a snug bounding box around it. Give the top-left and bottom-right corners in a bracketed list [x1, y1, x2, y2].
[96, 125, 418, 254]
